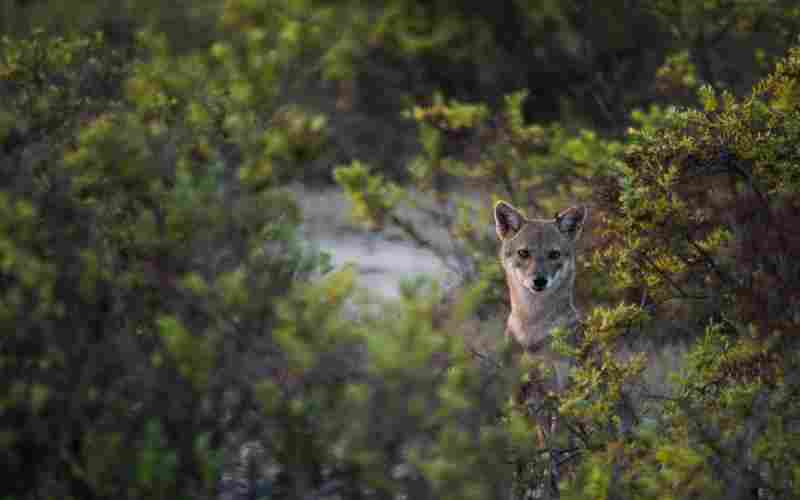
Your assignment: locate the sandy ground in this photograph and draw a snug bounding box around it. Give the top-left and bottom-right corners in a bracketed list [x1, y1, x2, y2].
[294, 185, 453, 299]
[313, 235, 448, 298]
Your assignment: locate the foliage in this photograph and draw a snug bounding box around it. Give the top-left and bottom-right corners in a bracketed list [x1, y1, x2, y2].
[6, 0, 800, 182]
[5, 2, 800, 499]
[336, 39, 800, 500]
[6, 0, 800, 181]
[336, 89, 623, 314]
[0, 17, 520, 500]
[561, 46, 800, 499]
[0, 23, 329, 498]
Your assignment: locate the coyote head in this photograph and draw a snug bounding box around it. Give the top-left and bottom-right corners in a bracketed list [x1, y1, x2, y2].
[494, 200, 588, 352]
[494, 201, 587, 295]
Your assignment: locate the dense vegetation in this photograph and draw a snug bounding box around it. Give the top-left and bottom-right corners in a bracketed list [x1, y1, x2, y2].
[3, 1, 800, 499]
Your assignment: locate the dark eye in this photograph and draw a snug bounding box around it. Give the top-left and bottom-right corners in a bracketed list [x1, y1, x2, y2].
[517, 249, 530, 259]
[548, 250, 561, 260]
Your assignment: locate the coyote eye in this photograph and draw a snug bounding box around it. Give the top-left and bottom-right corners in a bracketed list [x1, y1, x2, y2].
[517, 249, 530, 259]
[548, 250, 561, 260]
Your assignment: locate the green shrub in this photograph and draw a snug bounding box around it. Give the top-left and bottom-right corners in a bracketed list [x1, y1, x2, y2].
[559, 47, 800, 499]
[0, 25, 330, 499]
[0, 21, 522, 500]
[337, 45, 800, 498]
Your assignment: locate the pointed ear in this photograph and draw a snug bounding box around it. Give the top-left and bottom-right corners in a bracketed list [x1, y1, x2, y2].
[555, 205, 588, 241]
[494, 201, 525, 240]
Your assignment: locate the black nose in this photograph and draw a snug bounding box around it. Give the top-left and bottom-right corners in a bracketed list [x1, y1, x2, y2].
[533, 277, 548, 290]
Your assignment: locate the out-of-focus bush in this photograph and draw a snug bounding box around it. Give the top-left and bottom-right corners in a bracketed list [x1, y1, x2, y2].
[0, 15, 528, 500]
[0, 23, 327, 498]
[8, 0, 799, 181]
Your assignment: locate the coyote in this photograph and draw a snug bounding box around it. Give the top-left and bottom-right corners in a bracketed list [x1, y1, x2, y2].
[494, 201, 588, 386]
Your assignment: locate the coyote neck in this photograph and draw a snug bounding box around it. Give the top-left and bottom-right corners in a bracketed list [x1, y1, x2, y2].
[506, 276, 578, 353]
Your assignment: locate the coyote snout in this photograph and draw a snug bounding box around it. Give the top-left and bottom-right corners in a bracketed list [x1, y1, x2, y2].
[517, 249, 566, 293]
[494, 200, 588, 354]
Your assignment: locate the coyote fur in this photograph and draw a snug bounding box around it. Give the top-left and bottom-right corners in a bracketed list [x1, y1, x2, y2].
[494, 201, 588, 386]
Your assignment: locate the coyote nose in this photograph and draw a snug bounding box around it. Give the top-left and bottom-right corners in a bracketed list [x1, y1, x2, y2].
[533, 277, 548, 290]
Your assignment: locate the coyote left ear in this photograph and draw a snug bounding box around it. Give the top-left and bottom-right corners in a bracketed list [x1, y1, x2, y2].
[555, 205, 588, 240]
[494, 200, 525, 240]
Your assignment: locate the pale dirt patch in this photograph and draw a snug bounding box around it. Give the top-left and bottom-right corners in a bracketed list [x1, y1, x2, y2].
[293, 185, 454, 299]
[313, 235, 448, 298]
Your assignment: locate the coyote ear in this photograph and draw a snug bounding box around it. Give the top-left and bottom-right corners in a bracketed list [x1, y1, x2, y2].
[494, 201, 525, 239]
[555, 205, 588, 240]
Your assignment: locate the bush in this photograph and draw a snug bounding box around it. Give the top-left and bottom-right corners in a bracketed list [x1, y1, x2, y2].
[567, 48, 800, 499]
[0, 26, 327, 498]
[0, 20, 521, 500]
[337, 47, 800, 498]
[6, 4, 800, 499]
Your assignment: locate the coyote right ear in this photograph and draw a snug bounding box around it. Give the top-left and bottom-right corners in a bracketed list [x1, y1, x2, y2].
[555, 205, 588, 241]
[494, 201, 525, 239]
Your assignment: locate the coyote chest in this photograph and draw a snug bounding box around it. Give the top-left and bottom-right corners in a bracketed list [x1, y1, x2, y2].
[494, 201, 587, 356]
